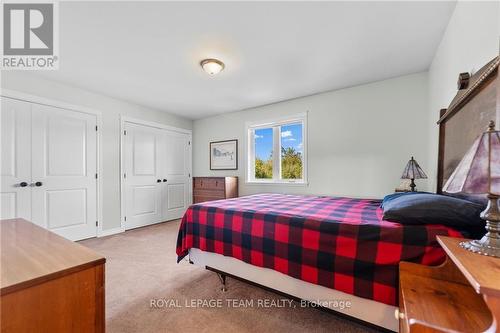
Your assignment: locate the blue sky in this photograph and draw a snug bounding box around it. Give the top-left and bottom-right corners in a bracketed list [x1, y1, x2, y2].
[255, 123, 303, 160]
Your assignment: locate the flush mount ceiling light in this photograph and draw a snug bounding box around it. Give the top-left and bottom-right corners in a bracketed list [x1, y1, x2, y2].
[200, 58, 225, 75]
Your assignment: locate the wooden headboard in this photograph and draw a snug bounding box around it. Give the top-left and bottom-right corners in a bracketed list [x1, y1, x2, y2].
[436, 56, 500, 193]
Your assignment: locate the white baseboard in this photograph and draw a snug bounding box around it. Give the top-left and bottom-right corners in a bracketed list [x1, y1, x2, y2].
[98, 226, 125, 238]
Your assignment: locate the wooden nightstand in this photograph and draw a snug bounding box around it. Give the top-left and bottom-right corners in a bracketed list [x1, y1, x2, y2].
[398, 236, 500, 333]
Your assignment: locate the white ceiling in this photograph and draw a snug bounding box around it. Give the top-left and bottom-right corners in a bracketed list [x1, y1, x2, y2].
[35, 1, 456, 119]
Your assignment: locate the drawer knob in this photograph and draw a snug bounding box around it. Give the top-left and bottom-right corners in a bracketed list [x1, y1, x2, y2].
[394, 309, 405, 320]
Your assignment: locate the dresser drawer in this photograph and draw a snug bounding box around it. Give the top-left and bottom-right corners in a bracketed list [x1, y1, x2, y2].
[194, 195, 224, 204]
[193, 188, 225, 197]
[194, 177, 226, 190]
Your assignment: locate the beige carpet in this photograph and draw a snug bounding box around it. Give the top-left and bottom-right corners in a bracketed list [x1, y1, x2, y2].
[80, 220, 379, 333]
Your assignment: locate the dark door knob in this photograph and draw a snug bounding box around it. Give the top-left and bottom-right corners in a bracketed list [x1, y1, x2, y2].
[19, 182, 28, 187]
[35, 182, 43, 187]
[163, 179, 167, 182]
[157, 179, 161, 183]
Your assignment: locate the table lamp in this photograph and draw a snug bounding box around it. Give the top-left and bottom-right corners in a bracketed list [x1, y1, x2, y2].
[443, 121, 500, 257]
[401, 157, 427, 191]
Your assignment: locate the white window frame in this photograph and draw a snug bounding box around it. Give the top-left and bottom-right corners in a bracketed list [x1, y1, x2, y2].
[246, 113, 308, 185]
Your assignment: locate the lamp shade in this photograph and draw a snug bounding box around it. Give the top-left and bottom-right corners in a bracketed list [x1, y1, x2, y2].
[443, 121, 500, 195]
[401, 157, 427, 180]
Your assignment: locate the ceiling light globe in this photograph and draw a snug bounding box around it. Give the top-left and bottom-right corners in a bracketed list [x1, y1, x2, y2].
[200, 59, 225, 75]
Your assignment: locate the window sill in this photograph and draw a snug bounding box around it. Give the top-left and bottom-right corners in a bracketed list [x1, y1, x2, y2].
[245, 180, 309, 186]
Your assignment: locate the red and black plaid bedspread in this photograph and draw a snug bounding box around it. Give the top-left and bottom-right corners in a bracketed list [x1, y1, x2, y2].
[176, 193, 463, 305]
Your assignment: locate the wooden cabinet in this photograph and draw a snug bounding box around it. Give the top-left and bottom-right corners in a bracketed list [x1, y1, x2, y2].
[193, 177, 238, 204]
[398, 236, 500, 333]
[0, 218, 106, 333]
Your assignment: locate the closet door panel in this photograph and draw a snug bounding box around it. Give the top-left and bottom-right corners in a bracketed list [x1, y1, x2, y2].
[163, 131, 191, 221]
[31, 104, 97, 240]
[0, 97, 32, 220]
[123, 122, 163, 229]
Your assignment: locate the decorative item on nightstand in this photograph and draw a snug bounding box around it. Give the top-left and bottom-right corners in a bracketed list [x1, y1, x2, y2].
[443, 120, 500, 258]
[401, 156, 427, 191]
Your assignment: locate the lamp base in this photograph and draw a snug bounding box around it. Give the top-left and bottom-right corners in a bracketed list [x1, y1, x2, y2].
[409, 178, 416, 192]
[460, 193, 500, 258]
[460, 237, 500, 258]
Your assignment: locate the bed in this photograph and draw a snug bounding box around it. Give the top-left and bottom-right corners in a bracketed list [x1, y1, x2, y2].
[176, 56, 499, 332]
[177, 193, 463, 303]
[176, 194, 463, 331]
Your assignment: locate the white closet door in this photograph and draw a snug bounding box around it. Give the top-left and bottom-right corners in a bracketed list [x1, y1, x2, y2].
[31, 104, 97, 240]
[123, 122, 163, 229]
[0, 97, 32, 220]
[163, 130, 191, 221]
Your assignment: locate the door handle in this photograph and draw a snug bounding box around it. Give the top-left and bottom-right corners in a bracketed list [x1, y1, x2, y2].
[163, 179, 167, 182]
[19, 182, 28, 187]
[157, 179, 162, 183]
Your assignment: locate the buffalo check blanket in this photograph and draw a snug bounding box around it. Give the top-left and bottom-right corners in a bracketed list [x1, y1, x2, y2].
[176, 193, 463, 305]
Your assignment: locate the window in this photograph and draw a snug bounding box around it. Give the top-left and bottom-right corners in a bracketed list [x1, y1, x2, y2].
[247, 114, 307, 184]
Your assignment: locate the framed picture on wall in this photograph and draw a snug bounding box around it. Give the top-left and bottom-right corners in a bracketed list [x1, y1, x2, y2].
[210, 139, 238, 170]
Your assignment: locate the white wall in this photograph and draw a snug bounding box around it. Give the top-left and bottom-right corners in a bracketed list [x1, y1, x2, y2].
[2, 0, 497, 231]
[427, 1, 500, 191]
[193, 72, 429, 199]
[1, 72, 193, 231]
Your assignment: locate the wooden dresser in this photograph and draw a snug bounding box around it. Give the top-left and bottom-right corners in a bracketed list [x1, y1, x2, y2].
[193, 177, 238, 204]
[0, 218, 105, 333]
[398, 236, 500, 333]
